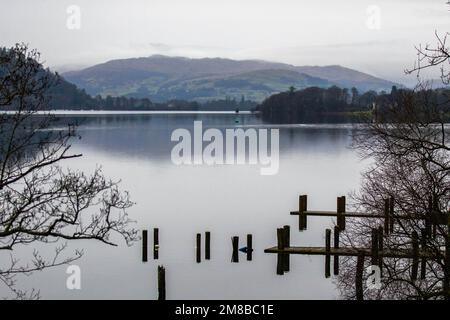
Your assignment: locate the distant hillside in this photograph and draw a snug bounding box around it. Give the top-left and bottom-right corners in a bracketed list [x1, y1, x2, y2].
[63, 55, 398, 102]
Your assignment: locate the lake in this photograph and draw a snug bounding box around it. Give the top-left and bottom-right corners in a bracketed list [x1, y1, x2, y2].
[5, 112, 367, 299]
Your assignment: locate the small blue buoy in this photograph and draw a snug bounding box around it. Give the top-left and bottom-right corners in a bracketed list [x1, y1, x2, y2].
[239, 247, 253, 253]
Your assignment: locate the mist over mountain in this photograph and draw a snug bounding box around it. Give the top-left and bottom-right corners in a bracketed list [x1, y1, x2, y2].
[63, 55, 398, 102]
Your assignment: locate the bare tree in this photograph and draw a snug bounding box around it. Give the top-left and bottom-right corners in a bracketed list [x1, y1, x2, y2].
[337, 6, 450, 299]
[0, 44, 138, 299]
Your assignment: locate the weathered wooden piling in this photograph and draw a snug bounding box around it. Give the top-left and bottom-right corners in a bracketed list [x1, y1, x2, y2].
[142, 230, 148, 262]
[283, 225, 290, 272]
[420, 229, 427, 280]
[205, 231, 211, 260]
[334, 226, 340, 275]
[411, 231, 419, 281]
[337, 196, 346, 230]
[432, 195, 438, 239]
[247, 234, 253, 261]
[445, 229, 450, 300]
[426, 196, 433, 238]
[153, 228, 159, 260]
[389, 196, 395, 233]
[196, 233, 201, 263]
[325, 229, 331, 278]
[299, 195, 308, 230]
[356, 254, 365, 300]
[378, 226, 384, 274]
[158, 265, 166, 300]
[384, 199, 390, 235]
[371, 228, 379, 266]
[232, 236, 239, 263]
[276, 228, 285, 275]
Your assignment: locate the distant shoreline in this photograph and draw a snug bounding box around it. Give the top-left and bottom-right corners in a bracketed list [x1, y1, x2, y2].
[2, 110, 255, 115]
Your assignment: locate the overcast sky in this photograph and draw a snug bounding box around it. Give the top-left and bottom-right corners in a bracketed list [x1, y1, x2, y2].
[1, 0, 449, 85]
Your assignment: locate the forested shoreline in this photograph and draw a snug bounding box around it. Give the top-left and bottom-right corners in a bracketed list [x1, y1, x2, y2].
[255, 85, 450, 123]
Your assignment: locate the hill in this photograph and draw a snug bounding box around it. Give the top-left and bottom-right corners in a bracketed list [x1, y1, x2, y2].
[63, 55, 397, 102]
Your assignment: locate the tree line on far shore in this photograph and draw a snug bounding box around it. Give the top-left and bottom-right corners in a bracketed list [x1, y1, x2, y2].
[256, 85, 450, 123]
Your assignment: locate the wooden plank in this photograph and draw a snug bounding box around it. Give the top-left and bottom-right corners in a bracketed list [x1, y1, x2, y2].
[264, 246, 441, 259]
[289, 210, 447, 224]
[290, 210, 386, 218]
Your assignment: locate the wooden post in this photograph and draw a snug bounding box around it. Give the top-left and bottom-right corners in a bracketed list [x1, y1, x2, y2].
[247, 234, 253, 261]
[378, 226, 383, 275]
[232, 236, 239, 263]
[426, 196, 433, 238]
[420, 229, 427, 280]
[157, 265, 166, 300]
[371, 228, 379, 266]
[276, 228, 285, 275]
[283, 225, 290, 272]
[411, 231, 419, 281]
[205, 231, 211, 260]
[444, 215, 450, 300]
[337, 196, 346, 230]
[384, 199, 390, 235]
[142, 230, 148, 262]
[153, 228, 159, 260]
[432, 195, 438, 239]
[334, 226, 340, 275]
[389, 196, 395, 233]
[325, 229, 331, 278]
[356, 254, 365, 301]
[196, 233, 201, 263]
[299, 195, 307, 230]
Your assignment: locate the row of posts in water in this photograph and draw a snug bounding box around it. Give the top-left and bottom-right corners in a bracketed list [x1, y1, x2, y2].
[141, 228, 254, 263]
[142, 229, 253, 300]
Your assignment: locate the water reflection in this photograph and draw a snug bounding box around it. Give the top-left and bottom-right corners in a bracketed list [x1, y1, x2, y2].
[7, 113, 365, 299]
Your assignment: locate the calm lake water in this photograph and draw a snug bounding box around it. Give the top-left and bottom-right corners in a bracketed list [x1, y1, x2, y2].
[5, 112, 367, 299]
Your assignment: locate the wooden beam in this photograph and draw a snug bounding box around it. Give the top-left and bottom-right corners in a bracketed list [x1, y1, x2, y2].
[289, 210, 447, 224]
[264, 246, 442, 259]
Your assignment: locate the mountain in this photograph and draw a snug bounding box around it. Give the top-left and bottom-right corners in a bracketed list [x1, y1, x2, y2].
[63, 55, 398, 102]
